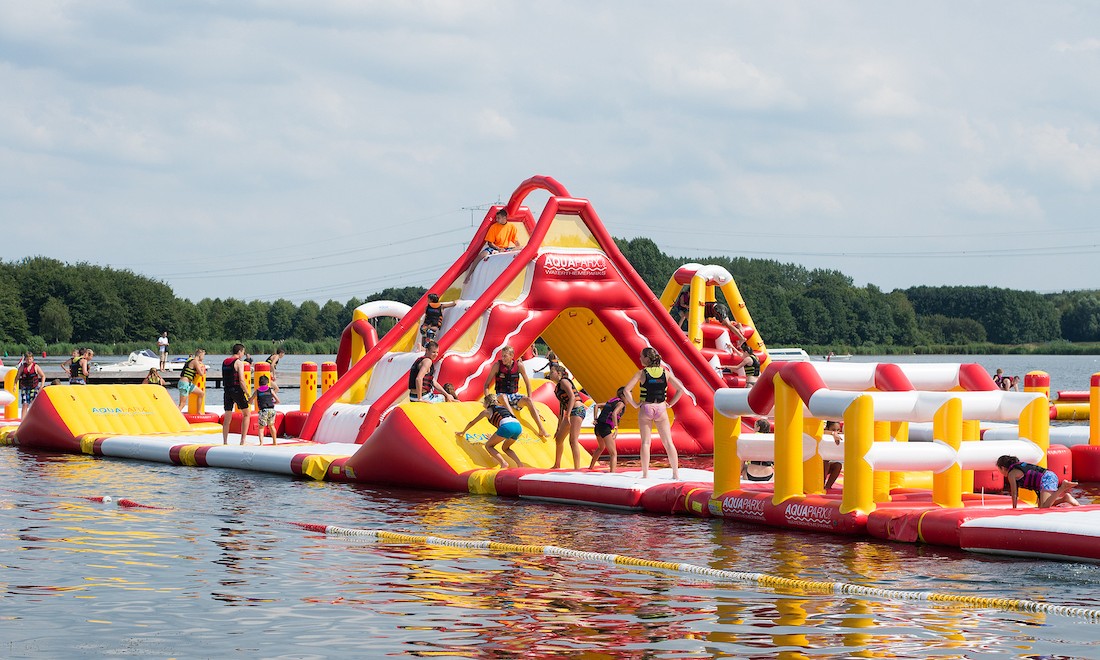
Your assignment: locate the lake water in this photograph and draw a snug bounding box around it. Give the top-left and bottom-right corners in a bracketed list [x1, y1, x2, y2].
[3, 354, 1100, 657]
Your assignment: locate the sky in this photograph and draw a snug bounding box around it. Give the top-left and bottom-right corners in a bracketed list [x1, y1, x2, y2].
[3, 1, 1100, 304]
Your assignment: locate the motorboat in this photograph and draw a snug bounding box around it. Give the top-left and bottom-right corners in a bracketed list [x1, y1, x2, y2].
[91, 349, 184, 374]
[766, 348, 810, 362]
[813, 352, 852, 362]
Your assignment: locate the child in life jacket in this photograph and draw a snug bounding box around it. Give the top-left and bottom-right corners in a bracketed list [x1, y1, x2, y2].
[456, 395, 526, 468]
[247, 375, 281, 446]
[996, 454, 1080, 508]
[590, 387, 626, 472]
[418, 293, 457, 350]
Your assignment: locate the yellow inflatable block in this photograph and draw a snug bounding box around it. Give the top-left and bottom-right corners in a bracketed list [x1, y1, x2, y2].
[405, 401, 591, 471]
[49, 384, 192, 437]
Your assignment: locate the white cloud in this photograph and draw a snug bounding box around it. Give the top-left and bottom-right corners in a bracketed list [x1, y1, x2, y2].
[1018, 123, 1100, 189]
[952, 177, 1042, 218]
[648, 48, 800, 110]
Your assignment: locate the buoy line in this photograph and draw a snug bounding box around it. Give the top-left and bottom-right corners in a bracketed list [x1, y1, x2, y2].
[6, 488, 1098, 621]
[292, 521, 1100, 622]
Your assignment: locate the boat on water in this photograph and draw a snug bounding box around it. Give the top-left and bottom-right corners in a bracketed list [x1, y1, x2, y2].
[812, 351, 852, 362]
[766, 347, 810, 361]
[91, 349, 184, 374]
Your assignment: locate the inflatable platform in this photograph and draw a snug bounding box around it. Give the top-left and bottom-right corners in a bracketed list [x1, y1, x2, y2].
[6, 175, 1100, 564]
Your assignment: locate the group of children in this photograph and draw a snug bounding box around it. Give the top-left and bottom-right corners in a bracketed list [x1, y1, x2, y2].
[448, 345, 686, 480]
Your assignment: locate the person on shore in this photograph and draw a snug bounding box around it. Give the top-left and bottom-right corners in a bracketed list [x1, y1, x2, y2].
[177, 349, 206, 411]
[143, 367, 165, 387]
[221, 344, 251, 445]
[408, 341, 450, 403]
[996, 455, 1080, 508]
[456, 394, 525, 468]
[547, 364, 584, 469]
[157, 331, 169, 370]
[264, 348, 286, 392]
[16, 352, 45, 418]
[590, 387, 626, 472]
[248, 375, 281, 446]
[623, 347, 684, 480]
[823, 421, 843, 490]
[417, 293, 456, 350]
[483, 345, 548, 437]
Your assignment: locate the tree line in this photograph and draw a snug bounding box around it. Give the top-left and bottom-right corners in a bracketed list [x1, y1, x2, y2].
[1, 249, 1098, 353]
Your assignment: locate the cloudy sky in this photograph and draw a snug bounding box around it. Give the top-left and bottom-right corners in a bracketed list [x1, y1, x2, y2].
[3, 2, 1100, 304]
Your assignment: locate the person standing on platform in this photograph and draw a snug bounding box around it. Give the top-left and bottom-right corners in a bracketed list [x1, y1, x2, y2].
[590, 387, 626, 472]
[69, 349, 91, 385]
[547, 364, 584, 469]
[16, 352, 45, 418]
[248, 375, 281, 446]
[623, 347, 684, 481]
[157, 331, 169, 370]
[221, 344, 251, 445]
[823, 421, 844, 489]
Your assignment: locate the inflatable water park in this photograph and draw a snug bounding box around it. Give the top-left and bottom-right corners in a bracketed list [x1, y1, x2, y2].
[4, 175, 1100, 564]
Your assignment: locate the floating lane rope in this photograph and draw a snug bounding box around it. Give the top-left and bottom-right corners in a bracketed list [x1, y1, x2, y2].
[8, 488, 1097, 622]
[292, 522, 1100, 622]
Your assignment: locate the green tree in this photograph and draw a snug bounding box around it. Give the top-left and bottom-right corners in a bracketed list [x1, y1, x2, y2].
[267, 299, 296, 339]
[38, 296, 73, 343]
[292, 301, 323, 341]
[223, 298, 262, 340]
[0, 273, 31, 342]
[1060, 294, 1100, 342]
[319, 300, 346, 338]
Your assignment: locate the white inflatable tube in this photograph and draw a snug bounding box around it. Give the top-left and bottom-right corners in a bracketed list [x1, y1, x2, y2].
[355, 300, 411, 319]
[957, 439, 1043, 469]
[862, 440, 957, 472]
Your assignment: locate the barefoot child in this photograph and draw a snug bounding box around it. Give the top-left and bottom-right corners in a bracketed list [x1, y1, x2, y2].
[456, 395, 525, 468]
[996, 455, 1080, 508]
[547, 364, 584, 469]
[247, 375, 281, 446]
[590, 387, 626, 472]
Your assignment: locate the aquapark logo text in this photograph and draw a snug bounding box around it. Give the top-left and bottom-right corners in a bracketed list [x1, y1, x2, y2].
[542, 254, 608, 278]
[91, 406, 153, 416]
[712, 495, 766, 521]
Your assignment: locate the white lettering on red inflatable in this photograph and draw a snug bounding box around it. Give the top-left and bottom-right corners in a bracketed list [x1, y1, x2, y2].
[715, 495, 766, 520]
[784, 503, 835, 528]
[542, 254, 608, 278]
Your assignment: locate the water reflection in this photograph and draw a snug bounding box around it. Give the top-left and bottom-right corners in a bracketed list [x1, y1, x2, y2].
[3, 447, 1100, 657]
